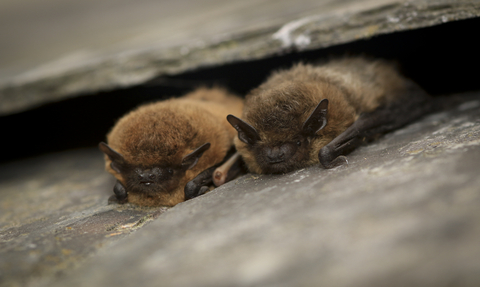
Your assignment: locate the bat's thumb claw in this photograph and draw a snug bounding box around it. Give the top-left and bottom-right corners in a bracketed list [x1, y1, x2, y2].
[335, 156, 348, 166]
[184, 181, 198, 200]
[320, 155, 348, 169]
[198, 186, 210, 196]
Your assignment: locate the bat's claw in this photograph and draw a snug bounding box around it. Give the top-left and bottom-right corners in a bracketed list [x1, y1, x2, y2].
[185, 181, 210, 200]
[198, 186, 210, 196]
[113, 180, 128, 200]
[185, 165, 217, 200]
[184, 150, 245, 201]
[319, 146, 348, 169]
[107, 180, 128, 204]
[323, 155, 348, 169]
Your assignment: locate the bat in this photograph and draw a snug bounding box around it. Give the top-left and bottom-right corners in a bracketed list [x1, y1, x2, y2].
[99, 87, 244, 206]
[227, 56, 433, 174]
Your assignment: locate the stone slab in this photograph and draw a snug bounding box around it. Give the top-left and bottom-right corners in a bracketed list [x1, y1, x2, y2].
[1, 0, 479, 115]
[1, 92, 479, 286]
[0, 149, 167, 287]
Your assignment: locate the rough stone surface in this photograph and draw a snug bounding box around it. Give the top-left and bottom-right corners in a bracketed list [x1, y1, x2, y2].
[1, 92, 479, 286]
[0, 150, 167, 287]
[1, 0, 479, 115]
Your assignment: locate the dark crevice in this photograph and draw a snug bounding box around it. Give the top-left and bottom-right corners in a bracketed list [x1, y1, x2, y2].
[1, 17, 479, 163]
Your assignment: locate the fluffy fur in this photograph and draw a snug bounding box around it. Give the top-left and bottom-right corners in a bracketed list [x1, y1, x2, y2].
[102, 87, 243, 206]
[233, 57, 417, 174]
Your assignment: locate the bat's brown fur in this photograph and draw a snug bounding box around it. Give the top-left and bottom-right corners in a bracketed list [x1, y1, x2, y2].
[103, 87, 243, 206]
[234, 57, 413, 174]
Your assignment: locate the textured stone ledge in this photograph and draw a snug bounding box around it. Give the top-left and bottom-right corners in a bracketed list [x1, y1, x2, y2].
[1, 92, 479, 286]
[50, 92, 480, 287]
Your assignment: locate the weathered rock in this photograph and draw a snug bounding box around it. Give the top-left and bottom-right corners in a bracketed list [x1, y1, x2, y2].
[1, 92, 479, 286]
[0, 149, 167, 287]
[1, 0, 479, 115]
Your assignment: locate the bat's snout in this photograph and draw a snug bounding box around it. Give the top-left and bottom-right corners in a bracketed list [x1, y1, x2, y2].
[265, 143, 296, 164]
[136, 168, 163, 186]
[266, 151, 285, 163]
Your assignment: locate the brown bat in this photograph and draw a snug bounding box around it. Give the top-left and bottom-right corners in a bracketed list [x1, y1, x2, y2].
[99, 87, 244, 206]
[227, 57, 433, 174]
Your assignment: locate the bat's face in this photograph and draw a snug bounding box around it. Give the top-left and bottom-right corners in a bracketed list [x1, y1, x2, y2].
[249, 137, 312, 174]
[123, 165, 184, 196]
[227, 99, 329, 174]
[99, 142, 210, 205]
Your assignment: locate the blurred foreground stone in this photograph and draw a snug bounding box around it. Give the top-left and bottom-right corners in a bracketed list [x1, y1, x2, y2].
[0, 150, 168, 286]
[1, 91, 479, 286]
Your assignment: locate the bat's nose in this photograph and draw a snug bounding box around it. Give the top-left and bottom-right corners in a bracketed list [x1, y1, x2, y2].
[266, 148, 285, 163]
[138, 170, 156, 185]
[265, 143, 297, 164]
[138, 171, 156, 179]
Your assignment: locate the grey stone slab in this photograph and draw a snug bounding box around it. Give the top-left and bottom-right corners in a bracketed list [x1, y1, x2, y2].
[0, 92, 470, 287]
[0, 149, 167, 287]
[1, 0, 479, 115]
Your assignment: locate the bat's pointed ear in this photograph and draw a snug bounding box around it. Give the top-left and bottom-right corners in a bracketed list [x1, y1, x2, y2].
[227, 115, 261, 145]
[182, 142, 211, 170]
[302, 99, 328, 136]
[99, 142, 126, 173]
